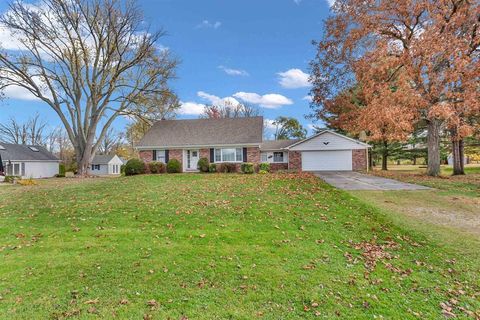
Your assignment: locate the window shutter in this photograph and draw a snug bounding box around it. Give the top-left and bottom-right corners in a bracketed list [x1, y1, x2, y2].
[152, 150, 157, 161]
[165, 150, 169, 163]
[243, 148, 248, 162]
[210, 148, 215, 163]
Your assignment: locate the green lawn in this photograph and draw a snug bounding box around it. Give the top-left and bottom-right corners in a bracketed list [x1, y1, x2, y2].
[0, 174, 479, 319]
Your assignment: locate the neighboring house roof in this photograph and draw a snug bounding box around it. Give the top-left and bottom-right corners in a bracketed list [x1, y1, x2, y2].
[92, 154, 119, 165]
[287, 130, 371, 150]
[260, 139, 301, 151]
[0, 143, 59, 162]
[137, 117, 264, 148]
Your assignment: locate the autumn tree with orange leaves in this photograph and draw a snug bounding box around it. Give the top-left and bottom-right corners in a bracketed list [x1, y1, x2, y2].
[310, 0, 479, 176]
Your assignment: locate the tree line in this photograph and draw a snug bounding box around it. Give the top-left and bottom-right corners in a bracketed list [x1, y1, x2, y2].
[309, 0, 479, 176]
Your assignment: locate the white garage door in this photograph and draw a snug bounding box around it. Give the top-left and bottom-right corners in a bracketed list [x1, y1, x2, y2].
[302, 150, 352, 171]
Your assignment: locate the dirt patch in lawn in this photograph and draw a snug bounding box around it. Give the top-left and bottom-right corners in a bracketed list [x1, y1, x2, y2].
[352, 190, 480, 239]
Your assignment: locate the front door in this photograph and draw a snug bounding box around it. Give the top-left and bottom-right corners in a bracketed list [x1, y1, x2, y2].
[186, 150, 199, 171]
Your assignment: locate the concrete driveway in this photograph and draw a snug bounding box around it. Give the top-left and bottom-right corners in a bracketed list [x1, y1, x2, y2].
[314, 171, 432, 191]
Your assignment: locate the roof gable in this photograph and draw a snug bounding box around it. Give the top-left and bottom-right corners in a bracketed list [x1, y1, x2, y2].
[0, 143, 59, 161]
[92, 154, 122, 165]
[137, 117, 264, 148]
[288, 130, 370, 151]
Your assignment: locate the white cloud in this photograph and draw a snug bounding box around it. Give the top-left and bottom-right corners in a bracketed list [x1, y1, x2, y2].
[196, 20, 222, 29]
[218, 65, 249, 76]
[326, 0, 335, 6]
[197, 91, 241, 106]
[179, 101, 206, 115]
[302, 95, 313, 102]
[3, 85, 41, 101]
[233, 92, 293, 109]
[264, 119, 277, 130]
[277, 69, 311, 89]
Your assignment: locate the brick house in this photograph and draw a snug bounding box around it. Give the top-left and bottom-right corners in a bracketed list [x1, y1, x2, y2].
[136, 117, 370, 173]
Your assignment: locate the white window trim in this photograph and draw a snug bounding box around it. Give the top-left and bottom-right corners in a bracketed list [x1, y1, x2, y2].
[155, 150, 166, 163]
[214, 148, 243, 163]
[260, 151, 288, 164]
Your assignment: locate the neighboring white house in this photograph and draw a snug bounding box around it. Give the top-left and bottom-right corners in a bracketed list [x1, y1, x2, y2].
[447, 154, 468, 166]
[89, 155, 123, 175]
[0, 143, 60, 178]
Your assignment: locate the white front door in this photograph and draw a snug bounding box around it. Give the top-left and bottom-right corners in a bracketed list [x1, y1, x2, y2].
[186, 150, 199, 171]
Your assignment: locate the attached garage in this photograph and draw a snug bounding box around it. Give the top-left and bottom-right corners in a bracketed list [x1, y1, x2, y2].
[288, 130, 370, 172]
[302, 150, 353, 171]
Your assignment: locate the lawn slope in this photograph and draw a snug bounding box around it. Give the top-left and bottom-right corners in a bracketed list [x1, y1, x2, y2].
[0, 174, 478, 319]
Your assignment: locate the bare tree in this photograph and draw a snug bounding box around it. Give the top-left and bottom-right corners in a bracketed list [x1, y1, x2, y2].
[46, 126, 74, 163]
[201, 102, 261, 119]
[0, 0, 178, 175]
[0, 114, 47, 145]
[98, 128, 124, 155]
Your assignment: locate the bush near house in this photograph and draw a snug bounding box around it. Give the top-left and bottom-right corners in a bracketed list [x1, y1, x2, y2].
[197, 157, 210, 173]
[241, 162, 255, 174]
[218, 162, 237, 173]
[149, 161, 166, 174]
[124, 159, 145, 176]
[209, 163, 217, 173]
[259, 162, 270, 172]
[167, 159, 182, 173]
[58, 164, 66, 177]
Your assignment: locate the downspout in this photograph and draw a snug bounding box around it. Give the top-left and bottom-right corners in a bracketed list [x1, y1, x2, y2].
[366, 147, 369, 173]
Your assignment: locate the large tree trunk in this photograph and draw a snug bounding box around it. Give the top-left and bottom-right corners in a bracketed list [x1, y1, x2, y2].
[459, 139, 465, 174]
[450, 128, 465, 176]
[427, 119, 441, 176]
[381, 141, 388, 171]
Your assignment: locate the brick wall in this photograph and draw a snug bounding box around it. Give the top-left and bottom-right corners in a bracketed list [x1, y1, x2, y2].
[199, 148, 210, 160]
[288, 151, 302, 171]
[270, 163, 288, 172]
[139, 150, 153, 163]
[169, 149, 183, 166]
[246, 147, 260, 163]
[352, 149, 367, 171]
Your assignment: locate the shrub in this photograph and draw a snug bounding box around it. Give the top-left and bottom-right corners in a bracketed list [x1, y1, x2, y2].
[120, 164, 126, 175]
[17, 178, 37, 186]
[218, 162, 237, 173]
[259, 169, 268, 174]
[149, 161, 166, 174]
[209, 163, 217, 173]
[58, 163, 66, 177]
[197, 157, 210, 173]
[241, 162, 255, 174]
[125, 159, 145, 176]
[4, 176, 18, 183]
[259, 162, 270, 172]
[167, 159, 182, 173]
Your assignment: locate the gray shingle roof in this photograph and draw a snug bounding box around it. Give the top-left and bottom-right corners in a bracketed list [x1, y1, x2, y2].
[137, 117, 264, 148]
[260, 139, 301, 151]
[0, 143, 59, 161]
[92, 154, 116, 164]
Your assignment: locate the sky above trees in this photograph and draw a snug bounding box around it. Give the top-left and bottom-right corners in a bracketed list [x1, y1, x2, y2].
[0, 0, 333, 138]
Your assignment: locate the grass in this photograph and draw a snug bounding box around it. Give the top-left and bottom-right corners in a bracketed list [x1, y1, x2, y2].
[0, 174, 479, 319]
[371, 165, 480, 197]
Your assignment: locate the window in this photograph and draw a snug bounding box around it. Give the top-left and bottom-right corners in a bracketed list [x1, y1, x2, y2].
[273, 152, 284, 163]
[156, 150, 166, 163]
[261, 153, 268, 162]
[214, 148, 243, 163]
[13, 163, 20, 175]
[93, 164, 100, 170]
[21, 163, 25, 176]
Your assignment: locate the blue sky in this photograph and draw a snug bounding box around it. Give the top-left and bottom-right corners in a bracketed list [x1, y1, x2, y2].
[0, 0, 332, 137]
